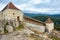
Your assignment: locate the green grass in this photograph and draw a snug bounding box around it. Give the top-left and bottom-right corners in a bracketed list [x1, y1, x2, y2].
[16, 24, 24, 30]
[49, 36, 60, 40]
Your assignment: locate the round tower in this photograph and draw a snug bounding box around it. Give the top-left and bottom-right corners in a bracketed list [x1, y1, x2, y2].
[45, 18, 54, 33]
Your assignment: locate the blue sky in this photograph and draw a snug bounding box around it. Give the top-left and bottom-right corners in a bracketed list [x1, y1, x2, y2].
[0, 0, 60, 14]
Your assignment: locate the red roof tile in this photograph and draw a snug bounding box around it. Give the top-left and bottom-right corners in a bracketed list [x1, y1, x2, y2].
[1, 2, 19, 11]
[45, 18, 53, 23]
[24, 16, 45, 26]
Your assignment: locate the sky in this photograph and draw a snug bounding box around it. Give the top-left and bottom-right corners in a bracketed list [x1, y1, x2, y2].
[0, 0, 60, 14]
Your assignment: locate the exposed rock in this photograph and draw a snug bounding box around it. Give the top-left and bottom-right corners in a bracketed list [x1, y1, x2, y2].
[0, 29, 53, 40]
[6, 25, 13, 32]
[10, 19, 20, 28]
[0, 27, 4, 34]
[15, 20, 20, 27]
[23, 29, 35, 36]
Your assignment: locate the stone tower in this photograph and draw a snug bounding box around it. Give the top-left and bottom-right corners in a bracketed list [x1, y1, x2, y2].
[1, 2, 24, 29]
[2, 2, 24, 21]
[45, 18, 54, 33]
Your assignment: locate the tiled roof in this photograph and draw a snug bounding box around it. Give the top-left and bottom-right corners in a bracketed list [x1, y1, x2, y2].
[24, 16, 45, 26]
[1, 2, 19, 11]
[45, 18, 53, 23]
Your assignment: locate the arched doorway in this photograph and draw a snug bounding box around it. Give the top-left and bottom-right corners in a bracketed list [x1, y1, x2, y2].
[17, 16, 21, 25]
[17, 16, 20, 20]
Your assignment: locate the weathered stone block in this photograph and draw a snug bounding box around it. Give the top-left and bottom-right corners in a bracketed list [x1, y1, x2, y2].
[0, 27, 4, 34]
[6, 25, 13, 32]
[15, 20, 20, 27]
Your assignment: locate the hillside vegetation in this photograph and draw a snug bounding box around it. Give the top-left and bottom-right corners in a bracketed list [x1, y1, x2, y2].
[32, 15, 60, 31]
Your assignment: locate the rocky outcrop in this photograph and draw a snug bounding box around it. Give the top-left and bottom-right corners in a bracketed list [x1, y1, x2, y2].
[6, 25, 13, 32]
[0, 29, 52, 40]
[0, 27, 4, 34]
[0, 18, 21, 34]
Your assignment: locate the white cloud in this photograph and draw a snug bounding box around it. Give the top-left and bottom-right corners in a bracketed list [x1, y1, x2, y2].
[28, 0, 51, 5]
[16, 2, 60, 14]
[29, 0, 42, 4]
[17, 4, 27, 10]
[0, 0, 60, 14]
[16, 0, 48, 10]
[16, 4, 31, 10]
[15, 0, 52, 13]
[25, 8, 54, 13]
[42, 0, 51, 3]
[27, 8, 60, 14]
